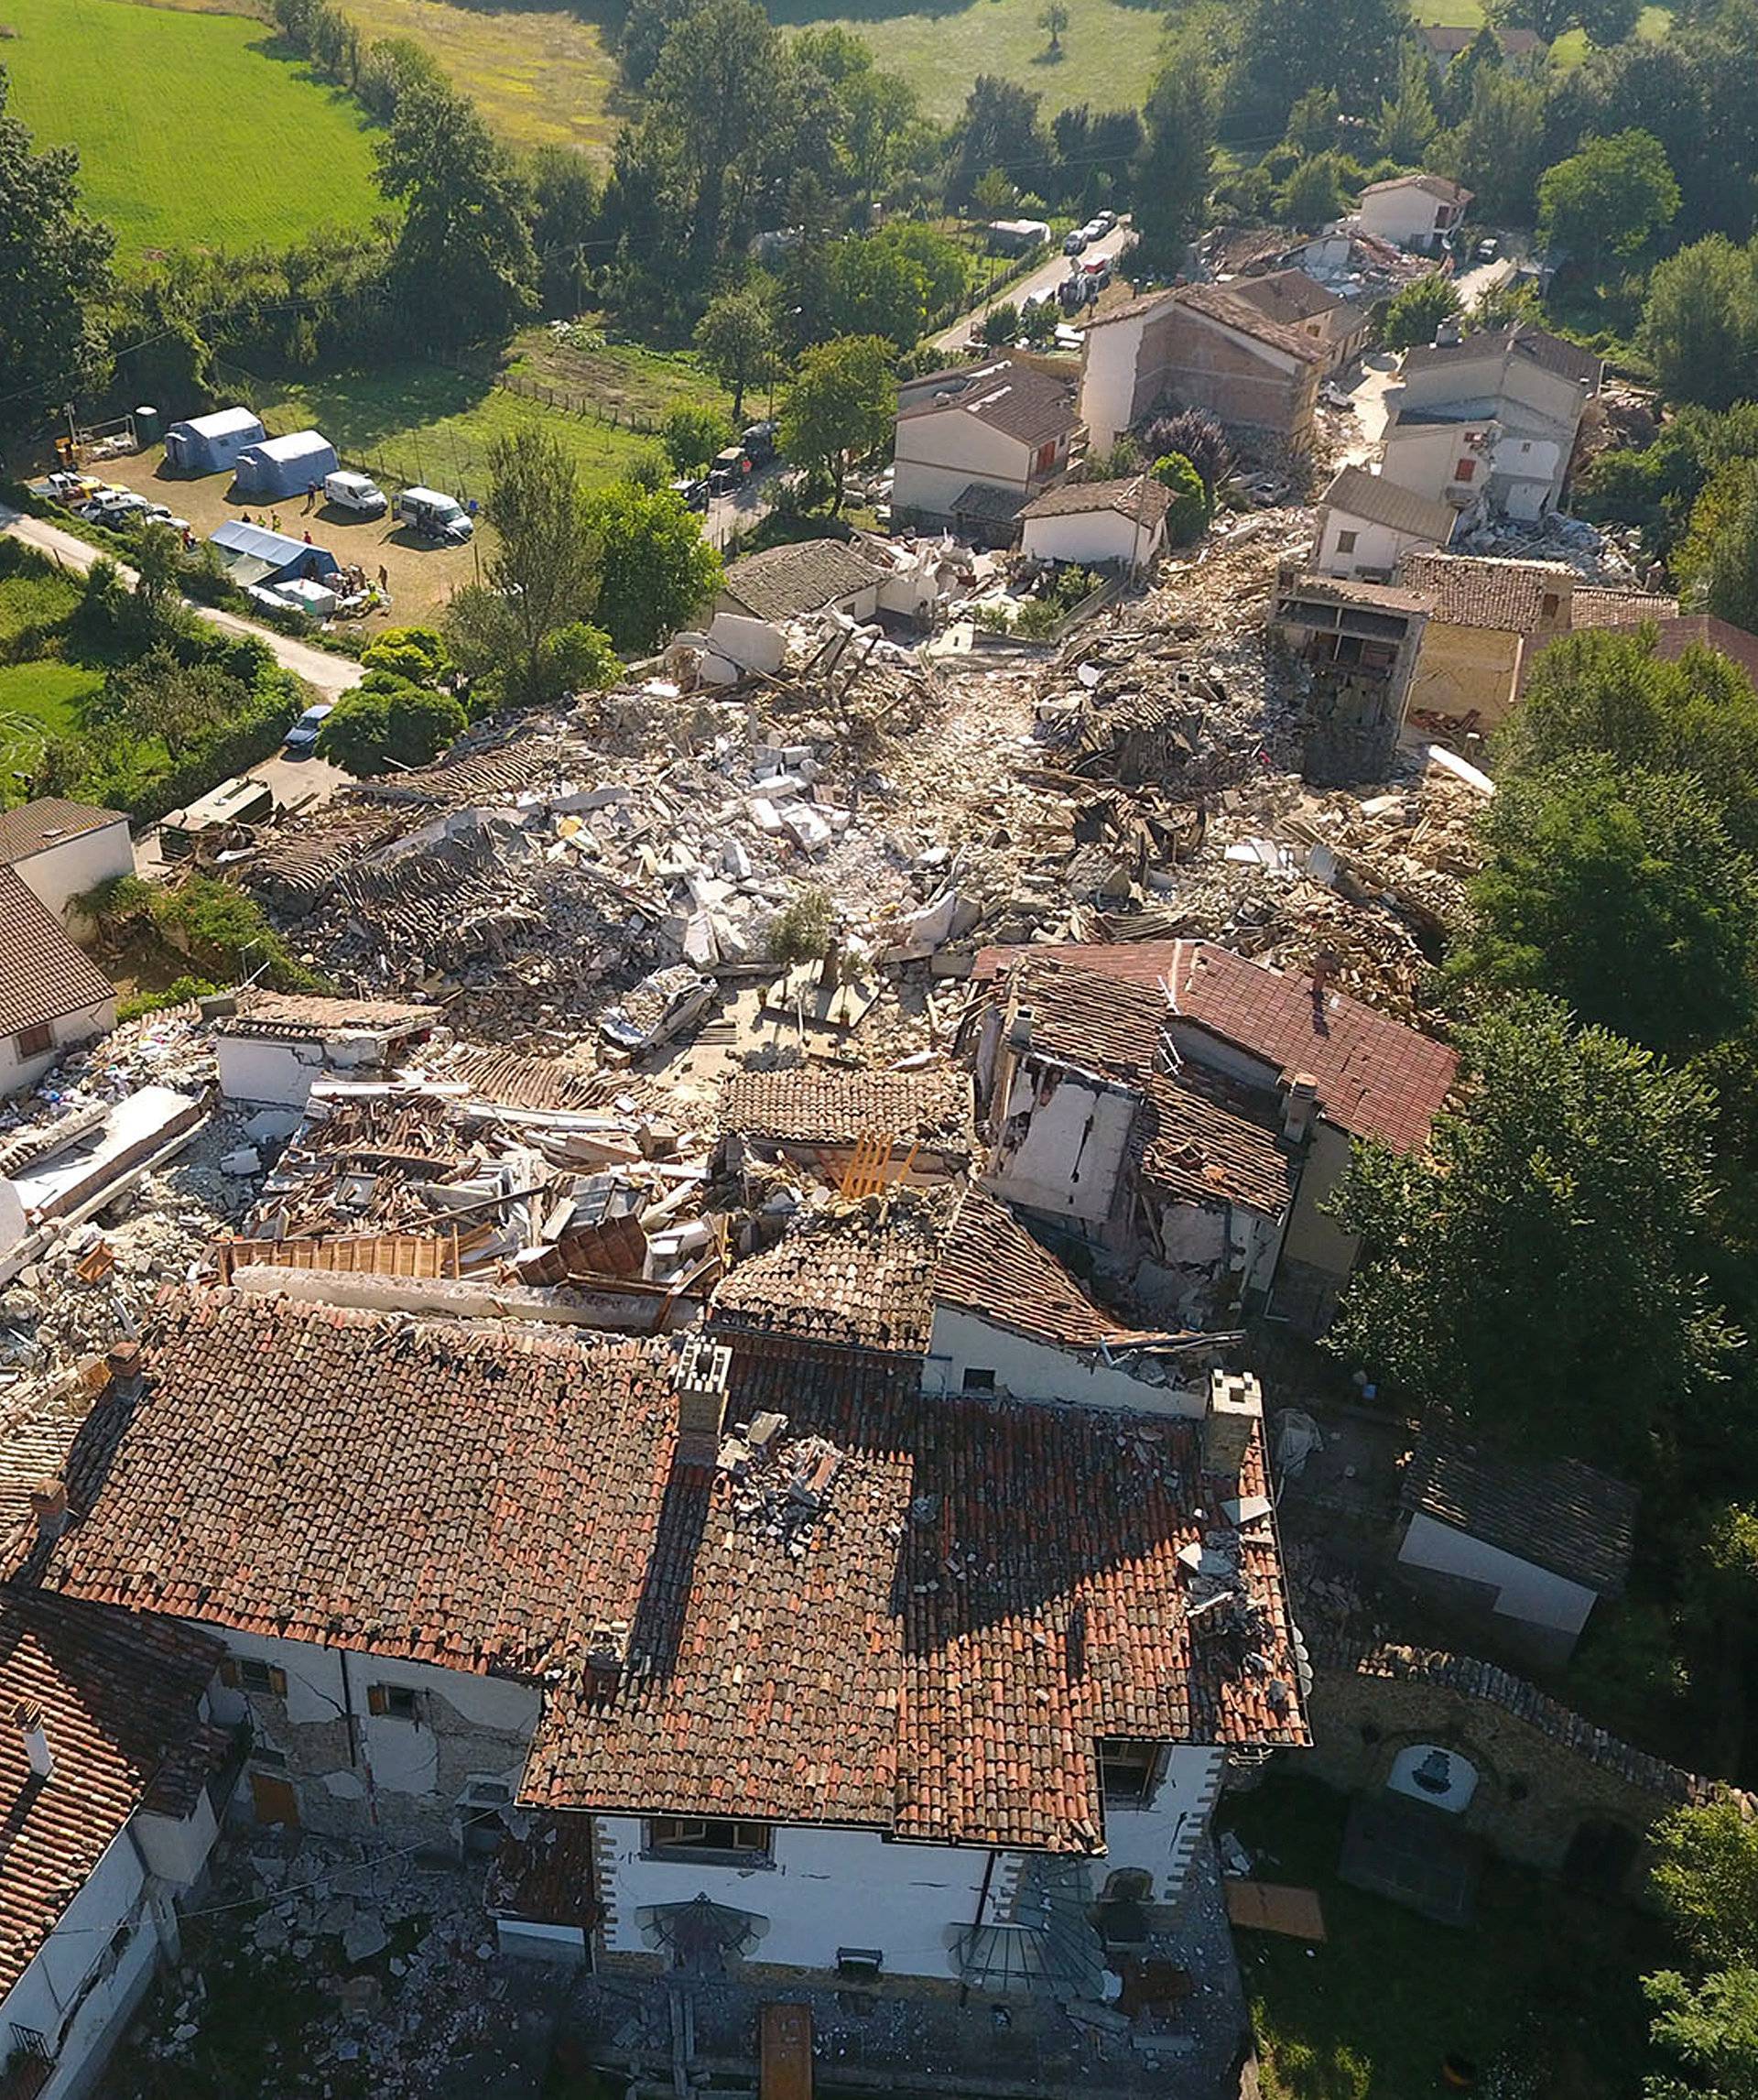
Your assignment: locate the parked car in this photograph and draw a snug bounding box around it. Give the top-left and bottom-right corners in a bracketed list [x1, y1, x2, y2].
[742, 420, 777, 467]
[137, 503, 192, 534]
[669, 475, 710, 513]
[43, 472, 102, 505]
[1474, 236, 1500, 263]
[394, 485, 473, 543]
[78, 491, 148, 528]
[708, 445, 750, 496]
[1080, 219, 1107, 245]
[1062, 228, 1089, 256]
[284, 702, 335, 753]
[324, 470, 387, 517]
[1093, 209, 1118, 234]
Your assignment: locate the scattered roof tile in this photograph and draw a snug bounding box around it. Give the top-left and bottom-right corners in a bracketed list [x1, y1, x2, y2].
[1002, 954, 1168, 1082]
[720, 1066, 973, 1149]
[216, 992, 440, 1041]
[935, 1188, 1132, 1349]
[1396, 551, 1578, 633]
[721, 539, 888, 625]
[0, 800, 126, 868]
[0, 867, 114, 1042]
[1135, 1069, 1296, 1217]
[711, 1197, 942, 1356]
[1568, 586, 1683, 631]
[1401, 1413, 1639, 1595]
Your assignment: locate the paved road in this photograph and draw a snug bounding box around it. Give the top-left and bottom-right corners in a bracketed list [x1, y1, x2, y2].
[0, 505, 365, 700]
[1455, 254, 1517, 311]
[933, 222, 1136, 354]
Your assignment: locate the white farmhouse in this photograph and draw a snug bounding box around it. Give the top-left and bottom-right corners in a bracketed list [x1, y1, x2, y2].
[1311, 464, 1458, 581]
[1019, 474, 1173, 570]
[0, 800, 134, 928]
[0, 868, 116, 1098]
[892, 357, 1085, 540]
[1356, 173, 1473, 252]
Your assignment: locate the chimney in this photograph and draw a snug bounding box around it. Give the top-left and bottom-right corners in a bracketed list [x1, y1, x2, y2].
[1007, 1004, 1035, 1055]
[582, 1622, 628, 1698]
[14, 1703, 53, 1781]
[1309, 950, 1338, 1001]
[1204, 1370, 1263, 1481]
[673, 1333, 732, 1470]
[28, 1479, 69, 1542]
[107, 1339, 145, 1402]
[1434, 315, 1463, 348]
[1282, 1072, 1319, 1145]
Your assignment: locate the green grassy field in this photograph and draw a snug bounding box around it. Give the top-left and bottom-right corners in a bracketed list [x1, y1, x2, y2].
[3, 0, 385, 258]
[260, 333, 730, 500]
[0, 663, 102, 801]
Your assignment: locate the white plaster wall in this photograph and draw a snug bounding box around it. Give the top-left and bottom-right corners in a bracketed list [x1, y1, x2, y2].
[216, 1032, 395, 1107]
[923, 1307, 1205, 1420]
[133, 1790, 220, 1888]
[599, 1817, 994, 1980]
[982, 1062, 1137, 1228]
[1021, 509, 1163, 568]
[1098, 1746, 1224, 1901]
[1398, 1511, 1597, 1636]
[1315, 510, 1447, 579]
[1357, 190, 1448, 247]
[2, 996, 117, 1098]
[893, 411, 1035, 521]
[12, 823, 134, 924]
[1379, 419, 1481, 506]
[1080, 321, 1146, 452]
[1275, 1119, 1359, 1283]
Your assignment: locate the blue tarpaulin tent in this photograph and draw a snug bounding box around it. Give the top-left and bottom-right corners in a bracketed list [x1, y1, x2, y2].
[162, 407, 266, 477]
[231, 430, 340, 501]
[209, 520, 341, 589]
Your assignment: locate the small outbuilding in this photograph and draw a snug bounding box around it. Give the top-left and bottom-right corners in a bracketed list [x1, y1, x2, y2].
[209, 520, 341, 590]
[1396, 1411, 1639, 1661]
[1020, 473, 1173, 570]
[231, 430, 340, 502]
[162, 406, 266, 477]
[0, 798, 134, 926]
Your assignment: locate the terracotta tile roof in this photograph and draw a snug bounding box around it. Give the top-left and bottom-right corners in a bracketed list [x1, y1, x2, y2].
[217, 992, 439, 1041]
[0, 868, 114, 1041]
[1318, 464, 1458, 545]
[1135, 1070, 1296, 1217]
[1396, 552, 1578, 634]
[935, 1188, 1131, 1349]
[722, 539, 887, 624]
[1275, 571, 1433, 618]
[1228, 267, 1348, 327]
[1171, 281, 1329, 366]
[1644, 612, 1758, 687]
[1402, 1413, 1638, 1595]
[521, 1334, 1307, 1851]
[1020, 475, 1174, 526]
[15, 1290, 637, 1676]
[711, 1197, 942, 1356]
[1003, 955, 1168, 1082]
[1400, 322, 1601, 391]
[1569, 586, 1681, 631]
[896, 360, 1083, 448]
[0, 1594, 222, 1996]
[1361, 171, 1472, 206]
[1167, 941, 1456, 1154]
[0, 800, 125, 867]
[720, 1066, 974, 1149]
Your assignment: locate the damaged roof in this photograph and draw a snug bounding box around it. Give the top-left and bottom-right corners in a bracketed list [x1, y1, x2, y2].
[935, 1188, 1133, 1350]
[1400, 322, 1601, 391]
[721, 539, 889, 625]
[520, 1333, 1307, 1851]
[1001, 953, 1168, 1083]
[1135, 1069, 1296, 1218]
[0, 867, 114, 1041]
[1167, 941, 1456, 1154]
[0, 1592, 223, 1997]
[1402, 1413, 1639, 1595]
[20, 1293, 1307, 1855]
[720, 1065, 974, 1148]
[1228, 268, 1351, 328]
[0, 798, 126, 866]
[711, 1196, 943, 1356]
[1083, 283, 1327, 366]
[1396, 552, 1578, 633]
[896, 359, 1083, 448]
[216, 991, 440, 1041]
[1318, 464, 1459, 544]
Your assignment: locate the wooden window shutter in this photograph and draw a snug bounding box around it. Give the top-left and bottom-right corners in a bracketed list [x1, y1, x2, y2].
[218, 1658, 240, 1689]
[268, 1666, 288, 1698]
[367, 1684, 388, 1717]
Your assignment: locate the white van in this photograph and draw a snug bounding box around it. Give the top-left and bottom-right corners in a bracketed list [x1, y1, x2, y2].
[324, 469, 387, 517]
[395, 485, 473, 543]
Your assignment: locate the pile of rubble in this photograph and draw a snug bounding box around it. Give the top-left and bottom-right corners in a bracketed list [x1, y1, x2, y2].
[718, 1410, 844, 1558]
[1452, 507, 1660, 589]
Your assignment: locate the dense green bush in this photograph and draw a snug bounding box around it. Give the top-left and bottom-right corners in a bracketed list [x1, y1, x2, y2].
[314, 675, 467, 775]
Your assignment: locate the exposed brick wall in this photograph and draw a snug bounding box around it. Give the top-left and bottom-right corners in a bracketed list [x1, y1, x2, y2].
[1134, 310, 1318, 448]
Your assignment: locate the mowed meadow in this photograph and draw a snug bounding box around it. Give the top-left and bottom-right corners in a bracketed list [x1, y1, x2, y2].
[1, 0, 385, 258]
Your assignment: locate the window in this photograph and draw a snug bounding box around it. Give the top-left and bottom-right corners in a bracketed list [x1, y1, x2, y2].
[14, 1022, 53, 1061]
[1541, 592, 1560, 618]
[961, 1368, 996, 1394]
[252, 1746, 289, 1771]
[1453, 458, 1476, 484]
[1100, 1739, 1166, 1806]
[1335, 529, 1358, 555]
[367, 1683, 419, 1722]
[225, 1657, 289, 1698]
[647, 1816, 772, 1862]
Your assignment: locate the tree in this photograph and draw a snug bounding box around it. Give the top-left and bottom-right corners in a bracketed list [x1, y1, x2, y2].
[1645, 1798, 1758, 2100]
[1285, 87, 1342, 157]
[1327, 995, 1735, 1467]
[1536, 128, 1681, 279]
[528, 145, 602, 314]
[693, 284, 778, 423]
[821, 233, 933, 348]
[1150, 452, 1209, 545]
[1278, 151, 1350, 228]
[1502, 628, 1758, 853]
[1445, 67, 1546, 226]
[1141, 406, 1231, 493]
[1504, 0, 1638, 45]
[1051, 104, 1143, 211]
[1038, 1, 1069, 53]
[1132, 58, 1214, 273]
[1436, 23, 1502, 127]
[661, 402, 735, 474]
[1225, 0, 1412, 134]
[375, 82, 537, 342]
[0, 66, 114, 446]
[971, 167, 1016, 218]
[360, 626, 450, 684]
[477, 428, 598, 703]
[981, 300, 1022, 346]
[950, 75, 1046, 203]
[1382, 270, 1462, 349]
[577, 482, 722, 651]
[1449, 756, 1758, 1058]
[1377, 45, 1438, 163]
[315, 676, 467, 776]
[644, 0, 782, 277]
[778, 333, 895, 509]
[1644, 237, 1758, 410]
[130, 523, 184, 634]
[1699, 469, 1758, 637]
